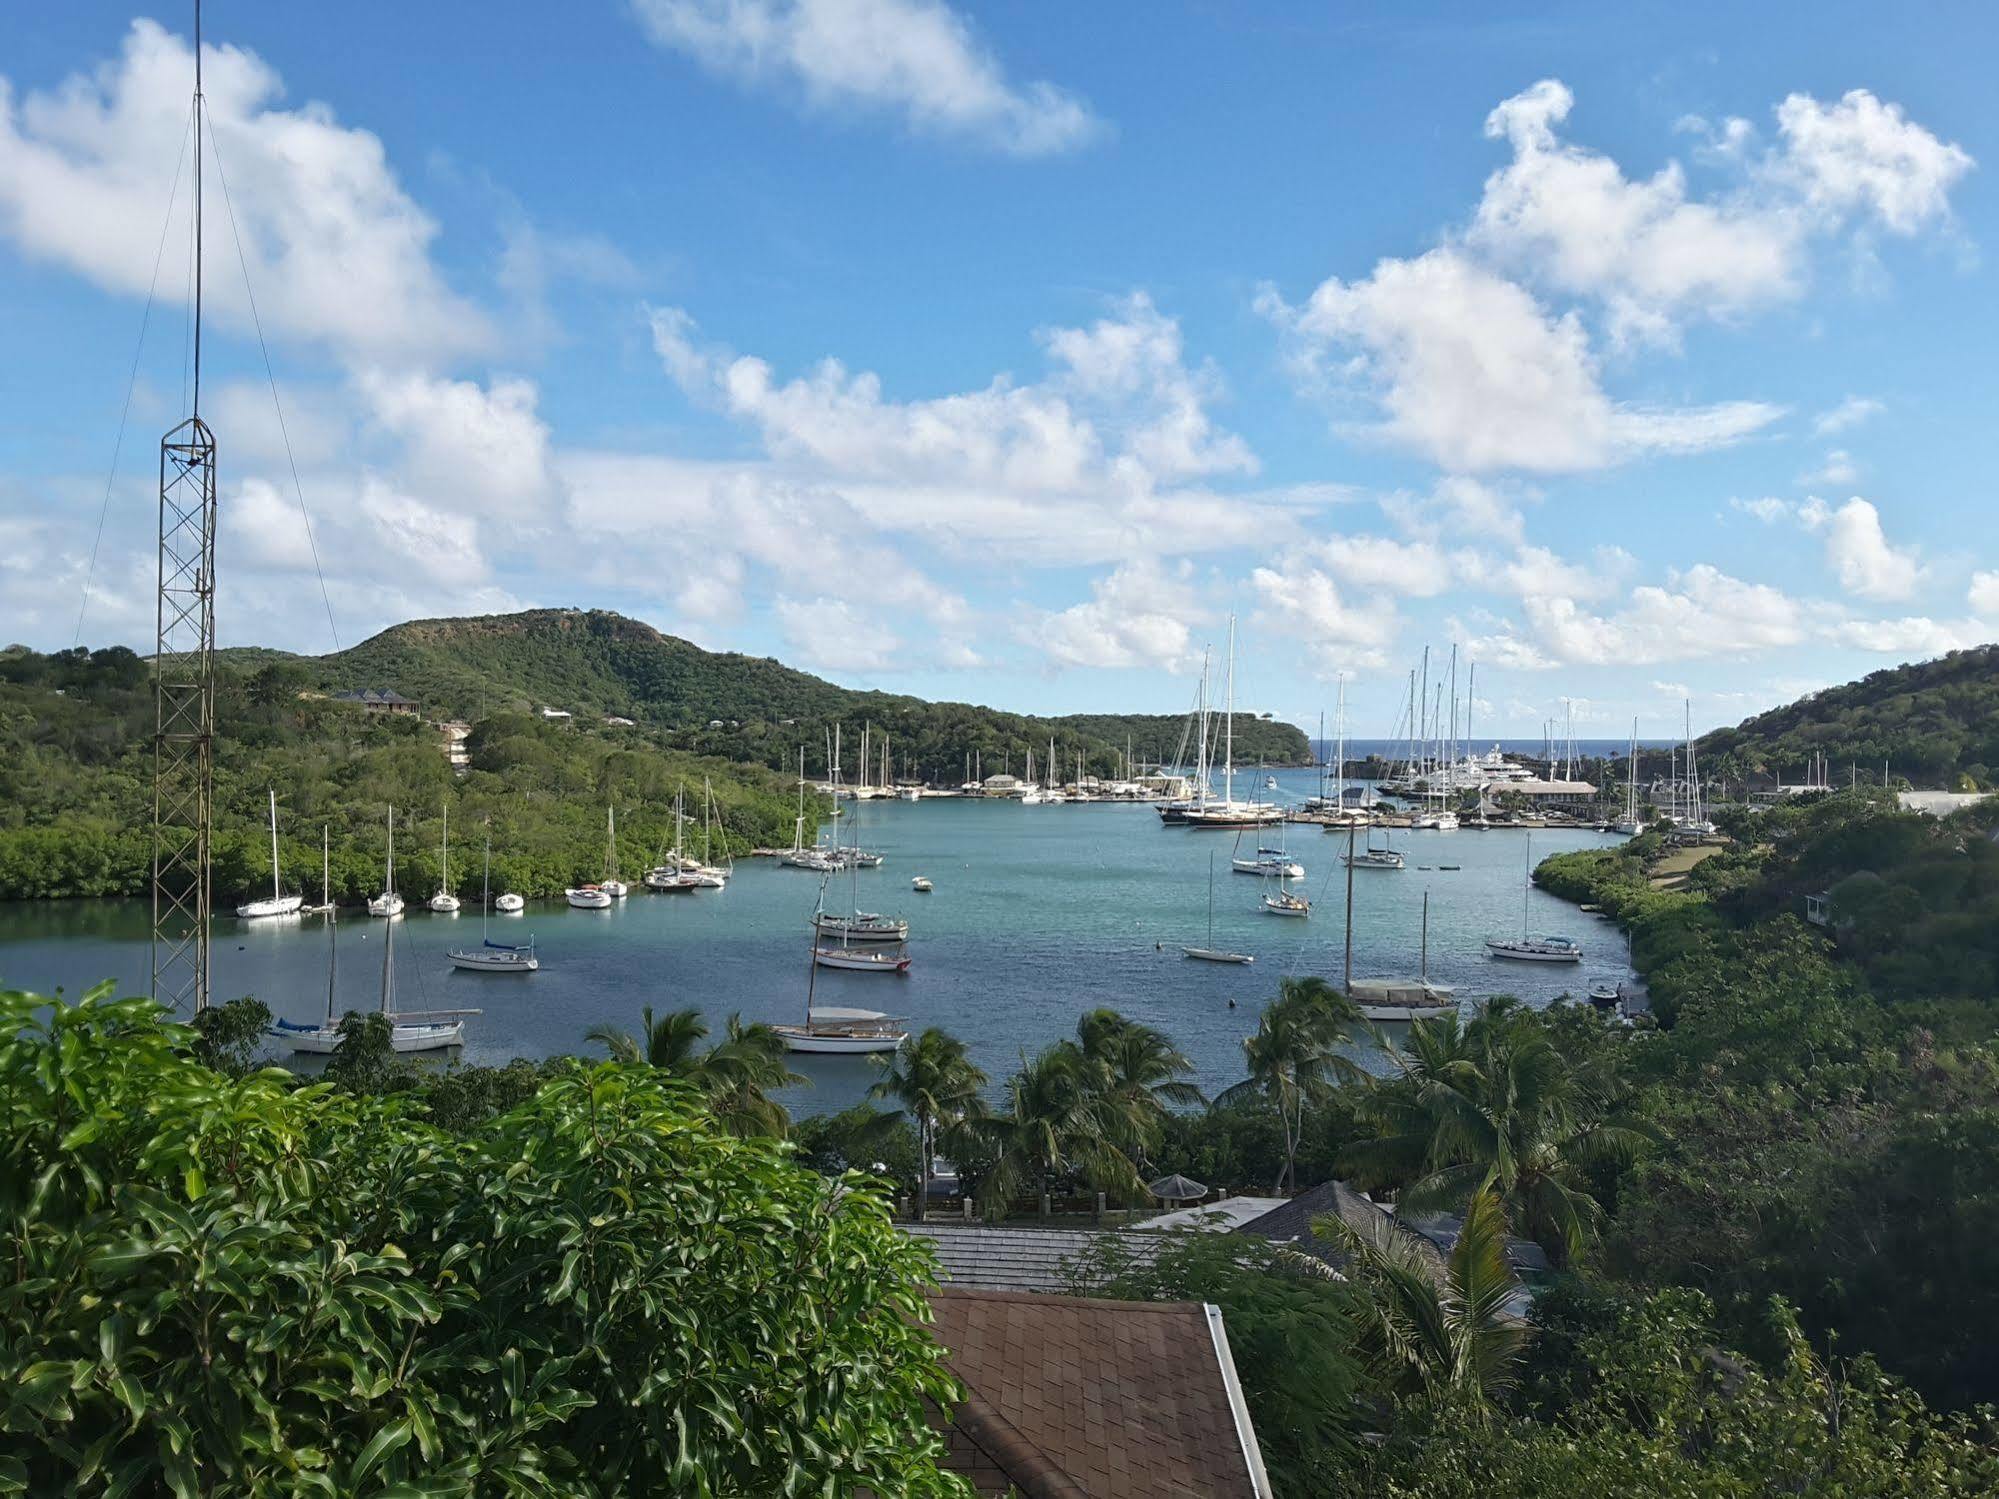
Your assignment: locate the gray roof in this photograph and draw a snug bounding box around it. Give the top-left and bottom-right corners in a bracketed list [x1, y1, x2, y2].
[332, 688, 417, 705]
[908, 1225, 1158, 1295]
[1235, 1181, 1447, 1282]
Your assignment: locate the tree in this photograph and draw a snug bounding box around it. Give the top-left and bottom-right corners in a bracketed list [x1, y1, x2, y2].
[2, 982, 972, 1496]
[1322, 1182, 1528, 1416]
[1340, 1002, 1657, 1263]
[586, 1005, 803, 1138]
[869, 1028, 988, 1220]
[977, 1042, 1143, 1214]
[1074, 1008, 1204, 1171]
[1216, 977, 1361, 1194]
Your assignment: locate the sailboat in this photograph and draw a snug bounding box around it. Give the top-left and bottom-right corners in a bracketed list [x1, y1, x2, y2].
[1019, 747, 1046, 805]
[777, 883, 910, 1052]
[298, 826, 334, 916]
[1182, 616, 1282, 829]
[236, 788, 304, 918]
[495, 889, 526, 913]
[692, 778, 733, 884]
[427, 803, 460, 912]
[645, 786, 707, 891]
[600, 806, 630, 897]
[367, 808, 405, 917]
[1261, 869, 1311, 917]
[1230, 828, 1303, 879]
[814, 794, 911, 955]
[1613, 718, 1645, 835]
[781, 746, 839, 869]
[1343, 825, 1406, 871]
[1484, 832, 1583, 963]
[1351, 889, 1458, 1022]
[1184, 850, 1254, 963]
[273, 854, 479, 1053]
[449, 830, 538, 972]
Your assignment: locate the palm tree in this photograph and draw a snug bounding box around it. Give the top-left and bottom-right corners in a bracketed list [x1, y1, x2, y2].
[976, 1043, 1144, 1217]
[1074, 1009, 1204, 1170]
[868, 1028, 988, 1220]
[1216, 977, 1362, 1194]
[1340, 1001, 1657, 1263]
[1318, 1182, 1527, 1410]
[587, 1006, 803, 1138]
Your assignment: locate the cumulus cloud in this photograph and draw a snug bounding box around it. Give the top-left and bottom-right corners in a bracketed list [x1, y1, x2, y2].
[1475, 565, 1809, 667]
[1260, 247, 1779, 473]
[1829, 615, 1986, 655]
[630, 0, 1099, 155]
[1248, 559, 1399, 674]
[1800, 449, 1859, 486]
[0, 21, 487, 362]
[355, 370, 557, 519]
[1971, 571, 1999, 619]
[1775, 89, 1975, 234]
[1472, 79, 1797, 346]
[1798, 495, 1924, 601]
[1034, 559, 1207, 671]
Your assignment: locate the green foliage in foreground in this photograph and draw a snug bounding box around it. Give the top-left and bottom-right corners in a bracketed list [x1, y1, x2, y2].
[0, 984, 969, 1497]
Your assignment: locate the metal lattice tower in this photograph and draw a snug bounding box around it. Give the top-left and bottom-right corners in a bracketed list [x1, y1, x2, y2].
[153, 0, 216, 1014]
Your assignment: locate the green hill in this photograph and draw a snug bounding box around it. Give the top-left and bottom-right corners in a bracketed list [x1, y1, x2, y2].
[1699, 644, 1999, 788]
[253, 608, 1310, 780]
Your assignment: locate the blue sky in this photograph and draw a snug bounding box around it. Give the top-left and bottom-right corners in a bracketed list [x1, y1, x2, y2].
[3, 2, 1994, 738]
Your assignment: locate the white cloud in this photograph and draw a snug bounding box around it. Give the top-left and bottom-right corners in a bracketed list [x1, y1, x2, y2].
[1775, 89, 1974, 234]
[1814, 395, 1883, 435]
[772, 596, 900, 672]
[1730, 495, 1793, 523]
[1801, 449, 1859, 486]
[1260, 247, 1779, 474]
[1830, 616, 1986, 656]
[1248, 560, 1398, 674]
[356, 370, 556, 518]
[0, 21, 486, 362]
[1472, 79, 1798, 346]
[1035, 559, 1206, 670]
[630, 0, 1099, 155]
[1971, 571, 1999, 619]
[1383, 476, 1528, 544]
[1797, 495, 1923, 602]
[1479, 564, 1808, 667]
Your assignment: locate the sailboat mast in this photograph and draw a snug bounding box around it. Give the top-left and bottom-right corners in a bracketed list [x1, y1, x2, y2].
[323, 825, 335, 1025]
[1420, 889, 1429, 987]
[1335, 677, 1346, 813]
[268, 788, 281, 901]
[1343, 822, 1356, 991]
[1222, 615, 1236, 808]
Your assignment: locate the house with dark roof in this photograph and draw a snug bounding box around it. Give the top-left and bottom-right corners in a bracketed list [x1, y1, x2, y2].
[926, 1287, 1273, 1498]
[1233, 1180, 1447, 1283]
[332, 688, 420, 716]
[908, 1225, 1158, 1295]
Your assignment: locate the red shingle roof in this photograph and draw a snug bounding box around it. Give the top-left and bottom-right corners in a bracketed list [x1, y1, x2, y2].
[926, 1287, 1270, 1499]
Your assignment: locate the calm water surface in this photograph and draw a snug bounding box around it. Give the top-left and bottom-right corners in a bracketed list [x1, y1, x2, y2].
[0, 770, 1627, 1114]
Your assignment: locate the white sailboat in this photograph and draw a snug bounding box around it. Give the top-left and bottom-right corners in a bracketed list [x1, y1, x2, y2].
[494, 891, 526, 913]
[236, 788, 304, 918]
[1184, 850, 1254, 963]
[367, 807, 405, 917]
[274, 860, 478, 1053]
[600, 806, 629, 897]
[449, 832, 538, 972]
[645, 786, 707, 891]
[1485, 833, 1583, 963]
[298, 826, 335, 916]
[1182, 616, 1282, 829]
[1343, 826, 1406, 871]
[780, 884, 913, 1050]
[427, 803, 460, 912]
[1613, 718, 1645, 835]
[565, 884, 614, 909]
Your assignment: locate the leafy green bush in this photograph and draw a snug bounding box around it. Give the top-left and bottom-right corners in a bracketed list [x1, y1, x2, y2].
[1, 983, 970, 1496]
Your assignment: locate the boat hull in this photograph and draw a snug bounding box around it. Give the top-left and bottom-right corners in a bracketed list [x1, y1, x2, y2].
[773, 1025, 907, 1054]
[272, 1020, 463, 1053]
[1485, 941, 1583, 963]
[428, 895, 460, 913]
[367, 895, 405, 918]
[237, 895, 304, 919]
[447, 952, 538, 972]
[494, 894, 525, 912]
[812, 948, 912, 972]
[1357, 1003, 1458, 1023]
[565, 888, 614, 909]
[1182, 947, 1254, 964]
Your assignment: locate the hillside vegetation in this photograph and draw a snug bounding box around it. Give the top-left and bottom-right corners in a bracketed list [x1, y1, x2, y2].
[1699, 643, 1999, 787]
[0, 645, 816, 902]
[277, 608, 1313, 777]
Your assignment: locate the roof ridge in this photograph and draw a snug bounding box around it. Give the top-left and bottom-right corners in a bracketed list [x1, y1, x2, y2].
[930, 1285, 1206, 1315]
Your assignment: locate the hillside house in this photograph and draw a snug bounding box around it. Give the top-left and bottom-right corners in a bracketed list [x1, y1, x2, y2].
[332, 688, 419, 717]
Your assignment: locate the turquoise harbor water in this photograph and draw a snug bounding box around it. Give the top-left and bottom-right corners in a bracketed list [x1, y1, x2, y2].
[0, 768, 1627, 1113]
